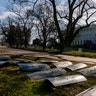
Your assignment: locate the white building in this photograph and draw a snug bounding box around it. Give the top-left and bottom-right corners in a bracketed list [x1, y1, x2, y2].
[72, 25, 96, 46]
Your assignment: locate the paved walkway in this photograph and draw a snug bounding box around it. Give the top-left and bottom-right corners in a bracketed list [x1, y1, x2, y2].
[0, 46, 96, 64]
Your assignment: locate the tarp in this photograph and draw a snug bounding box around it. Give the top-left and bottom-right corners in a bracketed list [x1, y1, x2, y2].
[76, 85, 96, 96]
[67, 63, 87, 71]
[78, 66, 96, 76]
[27, 68, 66, 80]
[45, 75, 87, 87]
[17, 63, 50, 72]
[0, 56, 10, 61]
[53, 61, 73, 68]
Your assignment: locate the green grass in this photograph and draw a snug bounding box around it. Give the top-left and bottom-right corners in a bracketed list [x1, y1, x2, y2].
[0, 65, 50, 96]
[20, 56, 60, 61]
[0, 56, 96, 96]
[12, 46, 96, 58]
[12, 46, 60, 54]
[63, 51, 96, 58]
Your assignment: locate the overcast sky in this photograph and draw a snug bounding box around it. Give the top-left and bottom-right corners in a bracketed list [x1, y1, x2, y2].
[0, 0, 96, 23]
[0, 0, 13, 19]
[0, 1, 8, 13]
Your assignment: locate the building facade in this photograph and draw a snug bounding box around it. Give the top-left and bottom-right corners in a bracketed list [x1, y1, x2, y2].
[72, 25, 96, 48]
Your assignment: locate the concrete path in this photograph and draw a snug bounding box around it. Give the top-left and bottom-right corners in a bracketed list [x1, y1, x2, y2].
[0, 46, 96, 64]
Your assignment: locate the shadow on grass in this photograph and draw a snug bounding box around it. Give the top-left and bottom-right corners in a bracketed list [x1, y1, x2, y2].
[0, 65, 52, 96]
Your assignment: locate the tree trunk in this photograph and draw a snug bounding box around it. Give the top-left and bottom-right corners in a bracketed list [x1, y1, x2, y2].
[43, 38, 46, 51]
[51, 0, 64, 52]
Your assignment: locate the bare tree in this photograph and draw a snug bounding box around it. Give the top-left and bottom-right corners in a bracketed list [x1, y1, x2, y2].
[31, 1, 57, 50]
[49, 0, 96, 51]
[0, 17, 16, 46]
[13, 0, 57, 50]
[9, 0, 96, 51]
[8, 0, 34, 48]
[0, 17, 24, 47]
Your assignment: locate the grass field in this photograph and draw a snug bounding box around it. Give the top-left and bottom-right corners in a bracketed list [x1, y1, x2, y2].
[63, 51, 96, 58]
[0, 50, 9, 53]
[0, 56, 96, 96]
[15, 46, 96, 58]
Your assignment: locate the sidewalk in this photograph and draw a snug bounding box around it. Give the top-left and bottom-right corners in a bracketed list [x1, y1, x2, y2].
[54, 54, 96, 64]
[0, 46, 96, 64]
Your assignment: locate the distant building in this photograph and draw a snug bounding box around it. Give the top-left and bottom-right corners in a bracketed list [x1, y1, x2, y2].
[72, 25, 96, 48]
